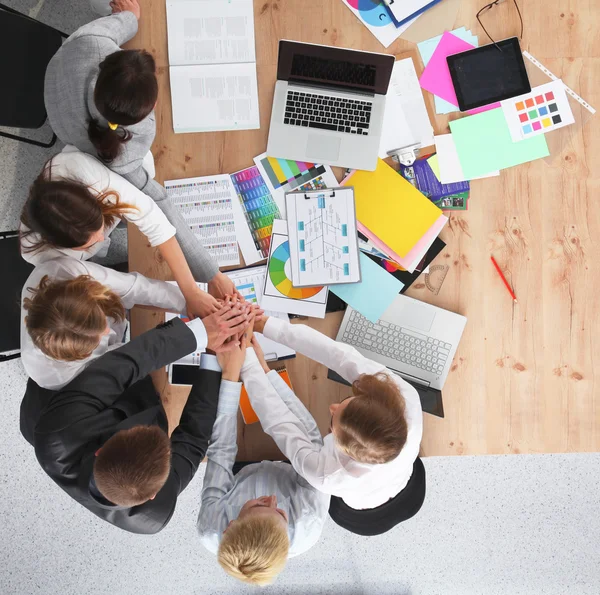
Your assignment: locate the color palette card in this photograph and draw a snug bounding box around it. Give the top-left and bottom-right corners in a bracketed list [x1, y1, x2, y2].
[449, 109, 550, 179]
[501, 80, 575, 142]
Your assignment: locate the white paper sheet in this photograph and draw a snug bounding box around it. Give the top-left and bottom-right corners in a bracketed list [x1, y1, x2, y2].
[434, 134, 500, 184]
[261, 220, 328, 318]
[286, 187, 360, 287]
[165, 174, 240, 267]
[166, 0, 256, 66]
[378, 58, 435, 158]
[169, 62, 259, 133]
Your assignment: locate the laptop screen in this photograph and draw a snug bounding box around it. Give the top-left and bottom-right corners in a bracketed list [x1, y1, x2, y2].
[277, 40, 394, 95]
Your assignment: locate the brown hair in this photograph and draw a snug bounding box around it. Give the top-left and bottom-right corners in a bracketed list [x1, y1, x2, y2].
[21, 162, 137, 254]
[94, 426, 172, 507]
[89, 49, 158, 163]
[218, 515, 289, 586]
[23, 275, 125, 361]
[336, 373, 408, 465]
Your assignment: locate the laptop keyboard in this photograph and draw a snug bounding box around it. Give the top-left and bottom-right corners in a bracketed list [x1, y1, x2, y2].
[340, 310, 452, 376]
[284, 91, 372, 135]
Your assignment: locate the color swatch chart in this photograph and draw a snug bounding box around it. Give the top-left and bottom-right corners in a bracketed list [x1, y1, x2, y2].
[253, 153, 339, 217]
[230, 166, 281, 258]
[501, 80, 575, 142]
[165, 176, 240, 267]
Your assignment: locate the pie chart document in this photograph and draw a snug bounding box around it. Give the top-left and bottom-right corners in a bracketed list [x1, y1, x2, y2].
[261, 220, 328, 318]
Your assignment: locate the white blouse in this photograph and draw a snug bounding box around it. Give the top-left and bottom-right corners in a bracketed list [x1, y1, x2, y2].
[20, 146, 176, 265]
[21, 257, 186, 390]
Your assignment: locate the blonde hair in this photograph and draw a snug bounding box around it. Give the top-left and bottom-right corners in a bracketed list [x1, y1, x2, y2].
[23, 275, 125, 362]
[218, 515, 290, 586]
[336, 372, 408, 465]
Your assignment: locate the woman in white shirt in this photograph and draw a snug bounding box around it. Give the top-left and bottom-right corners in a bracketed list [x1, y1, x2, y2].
[240, 316, 426, 536]
[20, 147, 236, 318]
[21, 256, 188, 390]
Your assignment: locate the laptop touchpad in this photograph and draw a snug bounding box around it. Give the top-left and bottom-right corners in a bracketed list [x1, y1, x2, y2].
[403, 302, 436, 333]
[306, 134, 340, 162]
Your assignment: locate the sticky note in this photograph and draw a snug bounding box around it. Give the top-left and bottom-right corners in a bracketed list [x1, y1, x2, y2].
[538, 106, 548, 116]
[525, 98, 535, 108]
[535, 95, 544, 104]
[532, 121, 542, 131]
[519, 113, 529, 123]
[515, 101, 525, 111]
[542, 118, 552, 127]
[528, 109, 538, 118]
[545, 91, 555, 101]
[522, 124, 532, 134]
[427, 154, 442, 181]
[449, 108, 549, 178]
[330, 252, 403, 323]
[418, 31, 476, 106]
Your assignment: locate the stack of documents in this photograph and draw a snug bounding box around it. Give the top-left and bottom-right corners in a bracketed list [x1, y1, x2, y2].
[342, 159, 446, 273]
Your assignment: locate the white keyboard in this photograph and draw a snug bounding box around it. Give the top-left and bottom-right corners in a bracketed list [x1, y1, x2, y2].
[341, 310, 452, 376]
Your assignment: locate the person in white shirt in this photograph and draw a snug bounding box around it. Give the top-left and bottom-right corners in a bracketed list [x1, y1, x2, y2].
[21, 256, 226, 391]
[197, 334, 330, 586]
[19, 147, 236, 319]
[241, 316, 426, 536]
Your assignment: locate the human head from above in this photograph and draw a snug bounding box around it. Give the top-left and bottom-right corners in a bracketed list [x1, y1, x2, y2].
[88, 49, 158, 163]
[218, 495, 290, 586]
[93, 425, 171, 507]
[21, 165, 136, 254]
[328, 372, 408, 465]
[23, 275, 124, 362]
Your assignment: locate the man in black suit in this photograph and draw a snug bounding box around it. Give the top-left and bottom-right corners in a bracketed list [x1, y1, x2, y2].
[28, 303, 250, 534]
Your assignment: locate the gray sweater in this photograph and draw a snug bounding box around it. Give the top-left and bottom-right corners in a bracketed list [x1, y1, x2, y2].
[43, 12, 219, 281]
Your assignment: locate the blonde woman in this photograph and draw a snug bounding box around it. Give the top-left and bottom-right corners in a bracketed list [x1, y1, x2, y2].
[21, 256, 190, 390]
[20, 147, 237, 319]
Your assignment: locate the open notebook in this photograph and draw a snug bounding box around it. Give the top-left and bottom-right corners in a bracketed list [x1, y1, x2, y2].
[166, 0, 260, 133]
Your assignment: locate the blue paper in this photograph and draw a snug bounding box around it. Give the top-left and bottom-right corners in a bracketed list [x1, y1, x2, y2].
[330, 252, 404, 323]
[417, 28, 479, 115]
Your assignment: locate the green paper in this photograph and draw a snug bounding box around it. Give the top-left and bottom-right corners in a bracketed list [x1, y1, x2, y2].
[449, 108, 550, 179]
[427, 154, 442, 181]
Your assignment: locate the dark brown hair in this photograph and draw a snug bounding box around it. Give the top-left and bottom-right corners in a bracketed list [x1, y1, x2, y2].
[94, 426, 172, 507]
[88, 49, 158, 163]
[336, 373, 408, 465]
[21, 162, 137, 254]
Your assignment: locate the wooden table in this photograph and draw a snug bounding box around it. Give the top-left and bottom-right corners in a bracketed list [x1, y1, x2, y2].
[127, 0, 600, 457]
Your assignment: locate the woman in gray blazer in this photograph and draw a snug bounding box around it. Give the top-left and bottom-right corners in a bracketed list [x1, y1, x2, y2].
[43, 0, 235, 299]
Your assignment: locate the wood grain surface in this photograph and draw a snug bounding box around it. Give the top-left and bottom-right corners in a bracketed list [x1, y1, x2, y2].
[127, 0, 600, 456]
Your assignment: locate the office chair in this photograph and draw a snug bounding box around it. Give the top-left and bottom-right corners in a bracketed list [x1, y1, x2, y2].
[0, 3, 67, 148]
[0, 231, 34, 362]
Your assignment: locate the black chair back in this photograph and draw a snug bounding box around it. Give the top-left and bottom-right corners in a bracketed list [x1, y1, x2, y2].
[0, 232, 34, 361]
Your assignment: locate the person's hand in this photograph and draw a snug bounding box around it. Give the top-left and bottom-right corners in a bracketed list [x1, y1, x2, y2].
[202, 304, 249, 353]
[110, 0, 141, 19]
[253, 314, 269, 334]
[185, 288, 220, 320]
[208, 272, 242, 302]
[217, 336, 248, 382]
[251, 336, 271, 374]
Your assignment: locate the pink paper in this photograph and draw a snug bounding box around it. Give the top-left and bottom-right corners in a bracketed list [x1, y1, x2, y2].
[358, 214, 448, 273]
[419, 31, 475, 106]
[467, 102, 501, 115]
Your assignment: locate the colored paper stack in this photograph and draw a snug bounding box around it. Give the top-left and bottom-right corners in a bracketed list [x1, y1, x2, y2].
[342, 159, 446, 274]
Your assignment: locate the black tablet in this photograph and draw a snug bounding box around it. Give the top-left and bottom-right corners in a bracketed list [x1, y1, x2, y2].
[447, 37, 531, 112]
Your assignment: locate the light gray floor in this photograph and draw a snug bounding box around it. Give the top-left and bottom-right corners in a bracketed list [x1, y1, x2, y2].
[1, 2, 600, 595]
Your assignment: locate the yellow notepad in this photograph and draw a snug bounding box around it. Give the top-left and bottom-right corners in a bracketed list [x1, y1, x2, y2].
[343, 159, 442, 258]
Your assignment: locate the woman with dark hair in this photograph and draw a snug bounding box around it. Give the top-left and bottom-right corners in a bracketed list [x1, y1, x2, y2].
[43, 0, 235, 300]
[20, 148, 223, 319]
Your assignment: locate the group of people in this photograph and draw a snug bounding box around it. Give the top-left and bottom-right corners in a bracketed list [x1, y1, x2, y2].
[17, 0, 425, 587]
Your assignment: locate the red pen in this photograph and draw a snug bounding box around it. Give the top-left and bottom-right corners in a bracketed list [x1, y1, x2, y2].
[490, 256, 517, 303]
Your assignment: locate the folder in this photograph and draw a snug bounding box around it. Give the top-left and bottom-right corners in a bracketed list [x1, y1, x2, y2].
[343, 159, 442, 259]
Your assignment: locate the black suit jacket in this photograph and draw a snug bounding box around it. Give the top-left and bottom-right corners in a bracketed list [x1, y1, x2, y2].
[30, 318, 220, 535]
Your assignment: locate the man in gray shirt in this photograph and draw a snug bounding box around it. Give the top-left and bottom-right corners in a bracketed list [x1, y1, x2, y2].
[44, 0, 232, 294]
[198, 336, 330, 586]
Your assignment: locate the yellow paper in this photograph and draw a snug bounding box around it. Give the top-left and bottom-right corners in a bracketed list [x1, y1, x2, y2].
[344, 159, 442, 258]
[427, 154, 441, 181]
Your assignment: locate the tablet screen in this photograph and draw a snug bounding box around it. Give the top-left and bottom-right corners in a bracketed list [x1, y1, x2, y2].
[447, 37, 531, 111]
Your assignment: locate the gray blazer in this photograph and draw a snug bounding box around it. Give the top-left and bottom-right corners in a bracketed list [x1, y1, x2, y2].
[43, 12, 219, 281]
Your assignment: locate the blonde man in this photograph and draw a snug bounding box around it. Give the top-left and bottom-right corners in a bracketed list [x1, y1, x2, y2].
[241, 316, 425, 536]
[197, 336, 330, 586]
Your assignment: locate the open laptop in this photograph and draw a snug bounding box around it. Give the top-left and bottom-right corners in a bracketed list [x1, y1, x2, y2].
[267, 40, 395, 171]
[335, 294, 467, 396]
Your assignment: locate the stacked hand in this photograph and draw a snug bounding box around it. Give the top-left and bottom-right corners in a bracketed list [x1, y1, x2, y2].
[110, 0, 141, 19]
[202, 303, 249, 353]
